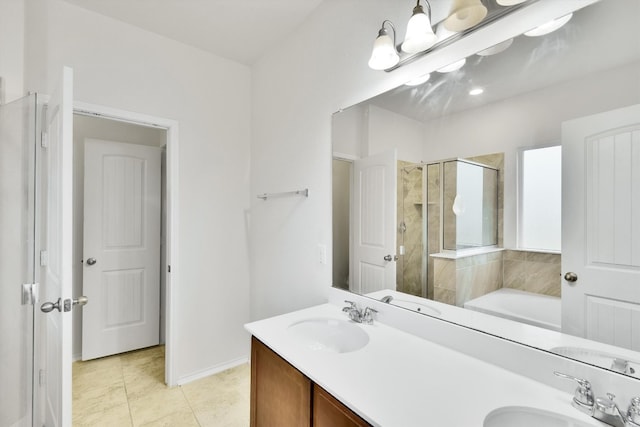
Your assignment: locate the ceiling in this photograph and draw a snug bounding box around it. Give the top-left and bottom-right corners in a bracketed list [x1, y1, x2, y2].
[62, 0, 325, 65]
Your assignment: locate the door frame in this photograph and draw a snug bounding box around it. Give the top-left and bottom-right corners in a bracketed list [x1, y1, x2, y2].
[73, 101, 180, 386]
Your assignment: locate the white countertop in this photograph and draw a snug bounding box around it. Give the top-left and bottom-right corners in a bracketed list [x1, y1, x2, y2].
[245, 303, 604, 427]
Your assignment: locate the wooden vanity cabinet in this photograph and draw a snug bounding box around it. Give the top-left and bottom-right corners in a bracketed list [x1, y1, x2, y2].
[313, 384, 370, 427]
[250, 337, 370, 427]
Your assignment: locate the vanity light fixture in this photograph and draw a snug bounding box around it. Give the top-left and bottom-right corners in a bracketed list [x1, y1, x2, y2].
[524, 13, 573, 37]
[401, 0, 438, 54]
[476, 38, 513, 56]
[436, 58, 466, 73]
[469, 87, 484, 95]
[368, 1, 437, 70]
[405, 73, 431, 86]
[368, 20, 400, 70]
[444, 0, 488, 33]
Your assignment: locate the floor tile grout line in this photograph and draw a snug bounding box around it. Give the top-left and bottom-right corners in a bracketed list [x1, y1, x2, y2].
[180, 385, 203, 427]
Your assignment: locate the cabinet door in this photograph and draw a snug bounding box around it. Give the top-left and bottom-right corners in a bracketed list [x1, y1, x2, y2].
[313, 384, 370, 427]
[251, 337, 311, 427]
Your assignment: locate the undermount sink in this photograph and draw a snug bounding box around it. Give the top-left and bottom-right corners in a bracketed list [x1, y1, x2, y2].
[287, 317, 369, 353]
[484, 406, 593, 427]
[390, 299, 441, 316]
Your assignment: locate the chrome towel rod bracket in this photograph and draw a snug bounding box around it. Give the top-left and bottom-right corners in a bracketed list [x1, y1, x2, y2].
[257, 188, 309, 201]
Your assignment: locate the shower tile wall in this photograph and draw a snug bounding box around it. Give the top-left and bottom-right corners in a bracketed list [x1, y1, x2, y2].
[503, 250, 561, 297]
[396, 160, 424, 297]
[432, 251, 503, 307]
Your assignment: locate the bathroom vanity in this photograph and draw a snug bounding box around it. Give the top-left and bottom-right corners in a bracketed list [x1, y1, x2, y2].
[245, 303, 615, 427]
[250, 337, 369, 426]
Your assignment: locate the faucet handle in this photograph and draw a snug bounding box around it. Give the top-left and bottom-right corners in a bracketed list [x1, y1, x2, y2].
[362, 307, 378, 324]
[595, 393, 619, 415]
[343, 300, 357, 311]
[628, 397, 640, 426]
[553, 372, 594, 413]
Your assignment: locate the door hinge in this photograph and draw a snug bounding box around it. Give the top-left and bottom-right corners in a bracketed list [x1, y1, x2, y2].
[21, 283, 39, 305]
[39, 369, 45, 387]
[40, 250, 48, 267]
[40, 131, 48, 148]
[167, 265, 171, 273]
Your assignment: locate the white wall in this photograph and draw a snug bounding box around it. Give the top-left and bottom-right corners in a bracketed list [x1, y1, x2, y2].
[366, 105, 423, 162]
[0, 0, 25, 103]
[23, 0, 251, 383]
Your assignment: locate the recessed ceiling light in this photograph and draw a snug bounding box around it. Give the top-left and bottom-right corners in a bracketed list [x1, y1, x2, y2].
[476, 38, 514, 56]
[436, 58, 466, 73]
[524, 13, 573, 37]
[405, 73, 431, 86]
[469, 88, 484, 96]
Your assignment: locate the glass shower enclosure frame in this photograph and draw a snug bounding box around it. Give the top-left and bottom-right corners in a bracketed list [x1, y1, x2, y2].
[1, 92, 39, 427]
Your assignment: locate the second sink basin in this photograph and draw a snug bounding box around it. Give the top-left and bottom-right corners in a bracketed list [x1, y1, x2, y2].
[287, 317, 369, 353]
[484, 406, 593, 427]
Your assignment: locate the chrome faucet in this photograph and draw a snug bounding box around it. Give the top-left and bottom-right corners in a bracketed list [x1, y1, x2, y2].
[342, 300, 377, 324]
[554, 371, 640, 427]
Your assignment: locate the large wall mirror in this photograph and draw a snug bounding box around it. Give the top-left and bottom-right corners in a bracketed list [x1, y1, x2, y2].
[332, 0, 640, 378]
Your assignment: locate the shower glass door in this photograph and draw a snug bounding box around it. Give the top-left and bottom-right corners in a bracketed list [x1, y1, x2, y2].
[0, 93, 38, 427]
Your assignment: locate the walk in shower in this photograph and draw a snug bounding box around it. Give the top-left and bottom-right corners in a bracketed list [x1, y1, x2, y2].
[397, 157, 500, 300]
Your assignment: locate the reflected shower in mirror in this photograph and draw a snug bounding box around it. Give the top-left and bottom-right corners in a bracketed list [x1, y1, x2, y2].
[332, 0, 640, 378]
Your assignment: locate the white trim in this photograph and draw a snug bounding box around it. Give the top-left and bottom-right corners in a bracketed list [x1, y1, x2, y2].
[176, 357, 249, 386]
[332, 151, 358, 161]
[72, 101, 180, 387]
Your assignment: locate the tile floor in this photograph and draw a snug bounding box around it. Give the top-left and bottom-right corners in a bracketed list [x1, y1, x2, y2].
[72, 346, 250, 426]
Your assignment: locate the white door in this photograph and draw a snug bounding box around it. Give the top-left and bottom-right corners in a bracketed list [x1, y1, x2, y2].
[562, 104, 640, 351]
[351, 149, 397, 294]
[82, 139, 161, 360]
[41, 66, 74, 427]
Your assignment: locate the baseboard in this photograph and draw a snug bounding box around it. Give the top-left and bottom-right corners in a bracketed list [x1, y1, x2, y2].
[175, 356, 249, 386]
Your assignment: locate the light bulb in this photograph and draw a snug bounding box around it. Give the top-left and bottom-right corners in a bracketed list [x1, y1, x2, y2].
[368, 29, 399, 70]
[401, 4, 437, 54]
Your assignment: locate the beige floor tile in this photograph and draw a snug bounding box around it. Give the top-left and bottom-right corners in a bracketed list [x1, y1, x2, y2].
[73, 382, 129, 418]
[128, 386, 192, 426]
[73, 356, 123, 381]
[73, 347, 251, 427]
[139, 409, 200, 427]
[121, 346, 165, 368]
[73, 402, 132, 427]
[123, 359, 167, 401]
[192, 393, 250, 427]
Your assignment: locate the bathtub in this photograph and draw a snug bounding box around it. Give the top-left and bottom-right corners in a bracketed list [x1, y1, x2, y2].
[463, 288, 561, 332]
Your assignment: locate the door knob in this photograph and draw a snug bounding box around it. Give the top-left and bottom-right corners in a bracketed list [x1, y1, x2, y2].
[86, 257, 97, 266]
[63, 296, 89, 312]
[41, 298, 62, 313]
[384, 254, 392, 261]
[564, 272, 578, 282]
